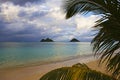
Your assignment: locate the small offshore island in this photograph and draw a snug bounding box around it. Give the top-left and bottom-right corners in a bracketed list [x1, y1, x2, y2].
[40, 38, 54, 42]
[40, 38, 80, 42]
[70, 38, 80, 42]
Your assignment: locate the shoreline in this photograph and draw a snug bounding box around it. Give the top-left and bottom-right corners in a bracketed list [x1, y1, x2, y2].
[0, 53, 94, 69]
[0, 54, 101, 80]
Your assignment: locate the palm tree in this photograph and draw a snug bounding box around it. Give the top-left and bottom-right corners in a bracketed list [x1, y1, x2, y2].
[40, 0, 120, 80]
[40, 63, 116, 80]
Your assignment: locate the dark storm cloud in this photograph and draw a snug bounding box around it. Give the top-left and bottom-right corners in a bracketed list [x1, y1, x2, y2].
[0, 0, 45, 6]
[0, 23, 44, 42]
[0, 0, 99, 42]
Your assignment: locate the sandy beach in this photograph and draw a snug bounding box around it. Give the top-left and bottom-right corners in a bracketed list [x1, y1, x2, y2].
[0, 55, 107, 80]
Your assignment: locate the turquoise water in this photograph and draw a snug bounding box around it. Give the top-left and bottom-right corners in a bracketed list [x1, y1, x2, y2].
[0, 42, 92, 68]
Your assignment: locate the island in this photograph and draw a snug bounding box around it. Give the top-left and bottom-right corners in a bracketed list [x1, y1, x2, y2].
[70, 38, 80, 42]
[40, 38, 54, 42]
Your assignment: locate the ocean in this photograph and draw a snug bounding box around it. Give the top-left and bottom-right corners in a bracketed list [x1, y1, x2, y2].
[0, 42, 93, 68]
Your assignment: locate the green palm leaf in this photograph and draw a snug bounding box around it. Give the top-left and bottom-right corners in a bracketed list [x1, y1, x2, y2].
[63, 0, 108, 19]
[107, 53, 120, 79]
[63, 0, 120, 79]
[39, 1, 120, 80]
[40, 63, 115, 80]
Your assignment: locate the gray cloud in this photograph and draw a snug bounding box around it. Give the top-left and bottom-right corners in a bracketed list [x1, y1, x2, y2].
[0, 0, 99, 42]
[0, 0, 45, 6]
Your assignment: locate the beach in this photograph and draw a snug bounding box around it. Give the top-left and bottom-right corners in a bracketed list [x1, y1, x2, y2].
[0, 55, 108, 80]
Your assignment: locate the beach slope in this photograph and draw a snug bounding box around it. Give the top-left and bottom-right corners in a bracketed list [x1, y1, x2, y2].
[0, 55, 107, 80]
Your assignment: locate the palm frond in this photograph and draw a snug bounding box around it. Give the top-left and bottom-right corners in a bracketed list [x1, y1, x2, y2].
[91, 15, 120, 79]
[40, 63, 115, 80]
[92, 16, 120, 56]
[63, 0, 109, 19]
[107, 53, 120, 79]
[63, 0, 120, 79]
[64, 0, 120, 19]
[91, 0, 120, 19]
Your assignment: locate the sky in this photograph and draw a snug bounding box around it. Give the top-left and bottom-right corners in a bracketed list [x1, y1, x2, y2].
[0, 0, 100, 42]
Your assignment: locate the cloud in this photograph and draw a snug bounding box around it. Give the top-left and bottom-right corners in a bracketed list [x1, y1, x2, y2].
[0, 0, 100, 42]
[0, 0, 45, 6]
[75, 15, 97, 30]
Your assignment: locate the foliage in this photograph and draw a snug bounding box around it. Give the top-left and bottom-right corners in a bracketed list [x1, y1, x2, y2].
[40, 63, 115, 80]
[64, 0, 120, 79]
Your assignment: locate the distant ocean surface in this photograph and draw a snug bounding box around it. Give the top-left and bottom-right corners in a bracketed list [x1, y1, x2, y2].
[0, 42, 93, 68]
